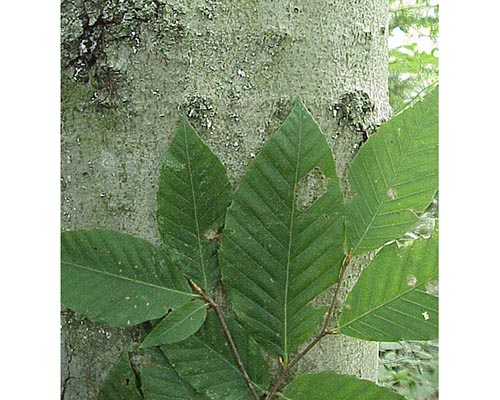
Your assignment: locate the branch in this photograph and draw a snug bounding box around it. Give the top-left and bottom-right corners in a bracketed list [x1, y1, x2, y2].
[188, 279, 261, 400]
[265, 251, 352, 400]
[321, 249, 352, 333]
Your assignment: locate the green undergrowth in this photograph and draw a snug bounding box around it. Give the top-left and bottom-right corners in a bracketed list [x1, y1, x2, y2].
[379, 341, 439, 400]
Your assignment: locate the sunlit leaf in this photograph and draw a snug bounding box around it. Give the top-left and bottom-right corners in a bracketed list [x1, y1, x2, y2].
[390, 48, 439, 74]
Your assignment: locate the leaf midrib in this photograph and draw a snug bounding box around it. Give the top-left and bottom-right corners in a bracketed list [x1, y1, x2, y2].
[182, 121, 208, 290]
[63, 261, 195, 297]
[283, 116, 302, 364]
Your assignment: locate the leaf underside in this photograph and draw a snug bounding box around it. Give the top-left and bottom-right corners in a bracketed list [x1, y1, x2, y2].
[97, 352, 142, 400]
[141, 299, 207, 348]
[282, 372, 405, 400]
[220, 99, 345, 360]
[339, 227, 438, 341]
[157, 117, 232, 292]
[161, 311, 270, 400]
[346, 87, 438, 255]
[61, 229, 193, 327]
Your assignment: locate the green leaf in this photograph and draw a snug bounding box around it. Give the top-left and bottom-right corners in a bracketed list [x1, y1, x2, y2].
[389, 48, 439, 74]
[220, 99, 345, 362]
[140, 348, 207, 400]
[346, 86, 438, 255]
[98, 351, 142, 400]
[339, 226, 438, 341]
[282, 371, 405, 399]
[157, 117, 232, 292]
[161, 311, 270, 399]
[141, 299, 207, 348]
[61, 229, 195, 326]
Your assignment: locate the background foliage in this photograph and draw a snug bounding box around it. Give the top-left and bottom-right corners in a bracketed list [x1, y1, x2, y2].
[388, 0, 439, 112]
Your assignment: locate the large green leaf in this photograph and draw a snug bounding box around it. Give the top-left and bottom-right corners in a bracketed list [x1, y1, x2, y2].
[157, 117, 232, 292]
[61, 229, 195, 326]
[346, 86, 438, 255]
[339, 226, 438, 341]
[141, 299, 207, 348]
[140, 348, 208, 400]
[98, 351, 142, 400]
[220, 99, 345, 362]
[282, 372, 404, 400]
[161, 311, 270, 399]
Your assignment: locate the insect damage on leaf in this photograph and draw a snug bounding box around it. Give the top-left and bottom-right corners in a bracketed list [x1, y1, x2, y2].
[203, 226, 222, 242]
[295, 167, 329, 212]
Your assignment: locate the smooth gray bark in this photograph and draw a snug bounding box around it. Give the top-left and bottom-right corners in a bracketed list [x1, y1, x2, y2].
[61, 0, 390, 397]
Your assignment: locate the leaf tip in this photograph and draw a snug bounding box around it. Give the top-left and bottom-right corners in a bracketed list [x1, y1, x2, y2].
[292, 96, 308, 113]
[178, 114, 192, 130]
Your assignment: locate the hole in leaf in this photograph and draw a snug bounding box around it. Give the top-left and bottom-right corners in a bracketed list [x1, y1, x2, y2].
[295, 167, 328, 212]
[164, 156, 185, 172]
[426, 279, 439, 296]
[387, 187, 397, 199]
[203, 226, 221, 241]
[407, 275, 417, 287]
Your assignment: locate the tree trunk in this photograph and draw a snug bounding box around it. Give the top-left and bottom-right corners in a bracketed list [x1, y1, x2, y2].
[61, 0, 390, 397]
